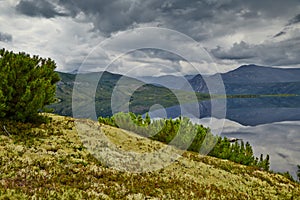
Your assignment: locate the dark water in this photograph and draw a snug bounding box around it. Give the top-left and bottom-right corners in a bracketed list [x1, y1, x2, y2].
[148, 96, 300, 178]
[149, 96, 300, 126]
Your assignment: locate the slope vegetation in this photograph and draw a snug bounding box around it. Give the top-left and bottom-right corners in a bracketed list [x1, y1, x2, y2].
[0, 114, 299, 199]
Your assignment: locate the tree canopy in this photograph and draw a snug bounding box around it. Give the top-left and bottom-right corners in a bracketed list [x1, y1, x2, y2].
[0, 48, 60, 122]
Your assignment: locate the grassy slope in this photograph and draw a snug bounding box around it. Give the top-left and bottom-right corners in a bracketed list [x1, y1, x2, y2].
[0, 114, 299, 199]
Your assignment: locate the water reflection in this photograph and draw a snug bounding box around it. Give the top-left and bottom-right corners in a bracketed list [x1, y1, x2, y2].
[149, 96, 300, 126]
[147, 96, 300, 179]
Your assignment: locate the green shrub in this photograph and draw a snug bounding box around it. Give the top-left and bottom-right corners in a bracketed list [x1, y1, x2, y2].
[0, 48, 60, 122]
[98, 112, 270, 170]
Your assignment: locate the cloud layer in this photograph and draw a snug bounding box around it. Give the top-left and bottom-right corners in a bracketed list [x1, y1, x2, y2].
[0, 32, 12, 42]
[1, 0, 300, 74]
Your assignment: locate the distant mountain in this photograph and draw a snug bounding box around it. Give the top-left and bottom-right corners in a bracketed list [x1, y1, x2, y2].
[189, 65, 300, 95]
[220, 64, 300, 83]
[51, 65, 300, 119]
[50, 71, 203, 118]
[136, 74, 195, 90]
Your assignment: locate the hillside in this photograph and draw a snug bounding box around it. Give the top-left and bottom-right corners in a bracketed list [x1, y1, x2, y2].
[0, 114, 299, 199]
[50, 71, 207, 118]
[189, 65, 300, 95]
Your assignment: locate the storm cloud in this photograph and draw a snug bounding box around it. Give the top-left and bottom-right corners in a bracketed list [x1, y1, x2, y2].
[16, 0, 68, 18]
[287, 13, 300, 26]
[0, 0, 299, 73]
[211, 35, 300, 66]
[12, 0, 300, 39]
[0, 32, 12, 42]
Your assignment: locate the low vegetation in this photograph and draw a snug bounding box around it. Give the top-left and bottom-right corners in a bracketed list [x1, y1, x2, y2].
[1, 49, 299, 199]
[0, 114, 299, 199]
[99, 112, 270, 170]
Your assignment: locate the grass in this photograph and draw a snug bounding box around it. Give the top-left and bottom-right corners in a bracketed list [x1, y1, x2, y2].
[0, 114, 299, 199]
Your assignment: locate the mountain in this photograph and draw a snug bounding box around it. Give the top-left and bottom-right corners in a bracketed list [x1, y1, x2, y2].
[50, 71, 205, 118]
[221, 64, 300, 83]
[0, 113, 299, 199]
[189, 65, 300, 95]
[136, 74, 195, 90]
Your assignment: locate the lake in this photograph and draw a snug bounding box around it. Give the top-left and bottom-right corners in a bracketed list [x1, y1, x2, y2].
[147, 96, 300, 179]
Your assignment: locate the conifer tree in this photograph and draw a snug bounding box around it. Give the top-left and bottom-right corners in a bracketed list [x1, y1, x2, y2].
[0, 48, 60, 122]
[265, 154, 270, 171]
[145, 113, 151, 125]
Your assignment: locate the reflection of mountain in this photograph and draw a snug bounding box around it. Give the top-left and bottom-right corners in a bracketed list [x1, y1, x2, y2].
[148, 96, 300, 126]
[189, 64, 300, 94]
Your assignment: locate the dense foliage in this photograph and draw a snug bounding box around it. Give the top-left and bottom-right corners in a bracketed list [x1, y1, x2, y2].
[0, 49, 60, 122]
[99, 112, 270, 170]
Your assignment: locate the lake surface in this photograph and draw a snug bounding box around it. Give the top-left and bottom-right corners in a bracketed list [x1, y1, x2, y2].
[148, 96, 300, 178]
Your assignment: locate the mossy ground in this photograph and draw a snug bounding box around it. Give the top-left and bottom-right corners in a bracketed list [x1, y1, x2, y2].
[0, 114, 299, 199]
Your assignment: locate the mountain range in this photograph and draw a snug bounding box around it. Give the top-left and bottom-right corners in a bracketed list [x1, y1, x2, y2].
[136, 64, 300, 95]
[190, 64, 300, 94]
[51, 64, 300, 118]
[50, 71, 206, 118]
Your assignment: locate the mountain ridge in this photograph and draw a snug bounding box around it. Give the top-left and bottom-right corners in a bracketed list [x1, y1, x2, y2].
[190, 64, 300, 94]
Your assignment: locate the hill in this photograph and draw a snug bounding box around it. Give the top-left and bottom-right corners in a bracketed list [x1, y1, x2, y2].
[189, 65, 300, 95]
[220, 64, 300, 84]
[0, 114, 299, 199]
[136, 74, 195, 90]
[50, 71, 207, 118]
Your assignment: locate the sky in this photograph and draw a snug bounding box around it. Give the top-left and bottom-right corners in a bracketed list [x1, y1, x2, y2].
[1, 0, 300, 76]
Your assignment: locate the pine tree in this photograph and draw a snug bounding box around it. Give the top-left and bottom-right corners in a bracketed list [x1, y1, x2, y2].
[244, 142, 254, 165]
[0, 48, 60, 122]
[265, 154, 270, 171]
[145, 113, 151, 125]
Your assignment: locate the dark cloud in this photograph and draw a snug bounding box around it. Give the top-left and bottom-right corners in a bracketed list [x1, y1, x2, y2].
[16, 0, 68, 18]
[55, 0, 300, 40]
[15, 0, 300, 40]
[211, 41, 256, 60]
[56, 0, 160, 36]
[287, 13, 300, 26]
[0, 32, 12, 42]
[7, 0, 300, 71]
[273, 31, 286, 38]
[211, 37, 300, 66]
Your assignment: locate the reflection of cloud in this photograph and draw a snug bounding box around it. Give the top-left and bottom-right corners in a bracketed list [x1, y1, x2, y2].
[219, 120, 300, 179]
[192, 117, 247, 134]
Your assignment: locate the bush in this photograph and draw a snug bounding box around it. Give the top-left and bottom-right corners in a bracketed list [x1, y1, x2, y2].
[98, 112, 270, 170]
[0, 48, 60, 122]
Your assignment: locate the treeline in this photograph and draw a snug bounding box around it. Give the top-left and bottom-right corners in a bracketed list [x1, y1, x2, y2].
[99, 112, 270, 170]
